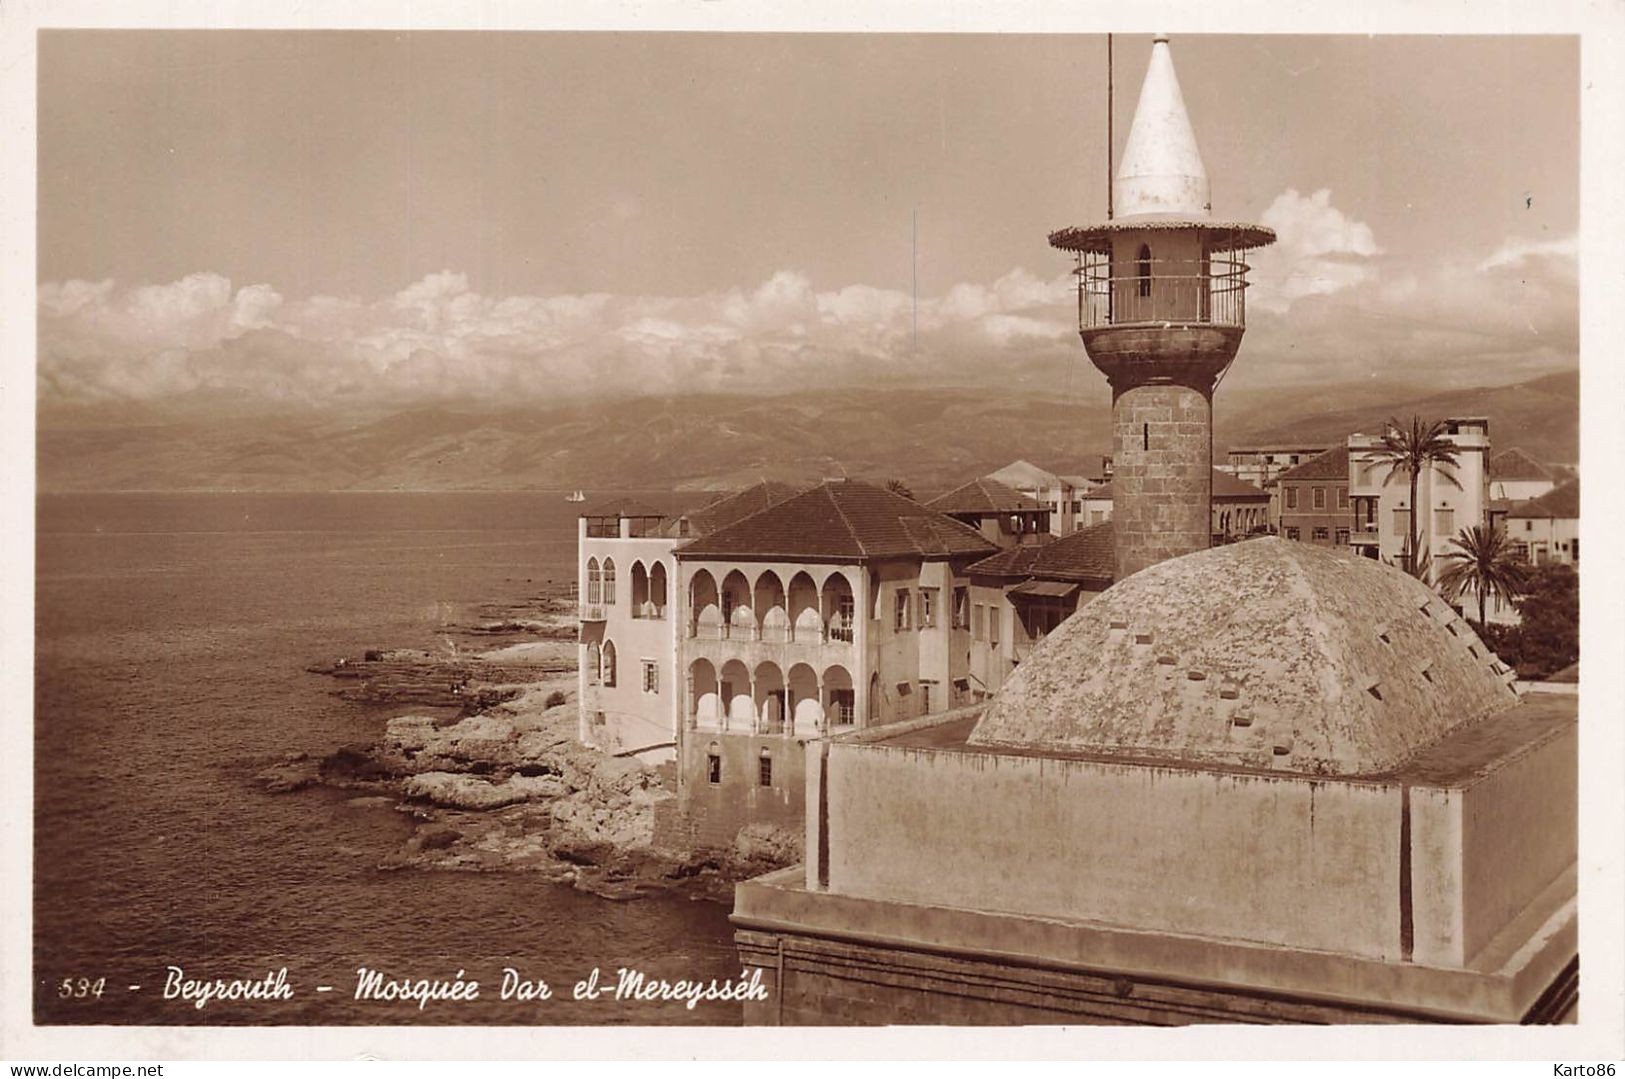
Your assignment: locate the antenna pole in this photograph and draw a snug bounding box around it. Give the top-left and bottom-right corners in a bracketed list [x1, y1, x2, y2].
[1106, 34, 1114, 220]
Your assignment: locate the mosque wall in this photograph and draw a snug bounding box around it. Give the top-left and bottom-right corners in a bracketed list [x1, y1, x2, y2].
[821, 741, 1407, 960]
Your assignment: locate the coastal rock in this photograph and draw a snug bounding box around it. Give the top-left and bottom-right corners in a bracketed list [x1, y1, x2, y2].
[403, 771, 566, 810]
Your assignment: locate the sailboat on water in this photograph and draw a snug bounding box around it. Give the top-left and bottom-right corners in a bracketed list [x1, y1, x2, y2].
[565, 489, 586, 503]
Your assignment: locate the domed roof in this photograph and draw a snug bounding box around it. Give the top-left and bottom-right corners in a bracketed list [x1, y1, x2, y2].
[969, 538, 1522, 776]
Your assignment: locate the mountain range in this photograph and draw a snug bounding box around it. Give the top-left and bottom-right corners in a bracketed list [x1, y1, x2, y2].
[36, 369, 1579, 494]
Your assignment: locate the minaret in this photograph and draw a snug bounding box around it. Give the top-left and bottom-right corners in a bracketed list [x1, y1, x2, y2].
[1050, 35, 1275, 579]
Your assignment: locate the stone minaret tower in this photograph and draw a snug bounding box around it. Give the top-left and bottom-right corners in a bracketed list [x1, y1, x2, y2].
[1050, 36, 1275, 579]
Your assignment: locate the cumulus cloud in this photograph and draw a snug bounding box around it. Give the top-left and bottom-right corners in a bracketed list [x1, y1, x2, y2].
[1252, 188, 1383, 313]
[35, 190, 1578, 414]
[37, 265, 1077, 411]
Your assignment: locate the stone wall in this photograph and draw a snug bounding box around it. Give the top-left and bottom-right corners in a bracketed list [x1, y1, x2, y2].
[1111, 383, 1213, 577]
[673, 730, 810, 851]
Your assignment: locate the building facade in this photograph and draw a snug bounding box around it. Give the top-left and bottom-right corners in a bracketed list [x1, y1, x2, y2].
[666, 480, 999, 848]
[1347, 418, 1491, 579]
[1275, 445, 1351, 548]
[1219, 442, 1330, 489]
[1506, 479, 1579, 567]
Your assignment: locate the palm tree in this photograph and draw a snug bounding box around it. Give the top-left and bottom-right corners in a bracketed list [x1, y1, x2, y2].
[884, 478, 916, 501]
[1437, 524, 1530, 631]
[1368, 417, 1462, 578]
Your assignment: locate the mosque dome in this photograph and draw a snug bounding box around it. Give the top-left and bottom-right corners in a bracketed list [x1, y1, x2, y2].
[968, 538, 1523, 776]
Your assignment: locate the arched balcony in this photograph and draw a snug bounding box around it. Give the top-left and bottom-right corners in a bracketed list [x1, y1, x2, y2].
[683, 565, 860, 646]
[686, 658, 857, 736]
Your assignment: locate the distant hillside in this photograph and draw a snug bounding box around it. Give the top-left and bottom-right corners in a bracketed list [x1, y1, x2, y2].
[1229, 370, 1580, 463]
[37, 369, 1578, 493]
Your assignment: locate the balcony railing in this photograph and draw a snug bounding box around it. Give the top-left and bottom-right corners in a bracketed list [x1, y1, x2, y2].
[579, 604, 608, 622]
[1074, 254, 1249, 331]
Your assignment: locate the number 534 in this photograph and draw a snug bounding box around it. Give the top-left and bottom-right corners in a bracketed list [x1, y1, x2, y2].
[57, 977, 105, 999]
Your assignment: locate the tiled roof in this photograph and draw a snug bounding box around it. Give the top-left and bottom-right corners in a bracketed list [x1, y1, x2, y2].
[1490, 448, 1554, 482]
[1509, 478, 1579, 520]
[986, 459, 1064, 489]
[1275, 445, 1350, 483]
[970, 537, 1520, 776]
[673, 481, 802, 537]
[1210, 470, 1270, 500]
[926, 477, 1043, 515]
[968, 520, 1116, 586]
[674, 480, 998, 562]
[1083, 481, 1113, 499]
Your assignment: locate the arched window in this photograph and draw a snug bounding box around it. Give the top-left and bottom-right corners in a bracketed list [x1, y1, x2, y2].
[601, 640, 617, 687]
[1137, 243, 1152, 298]
[586, 641, 601, 686]
[586, 558, 601, 605]
[602, 559, 616, 605]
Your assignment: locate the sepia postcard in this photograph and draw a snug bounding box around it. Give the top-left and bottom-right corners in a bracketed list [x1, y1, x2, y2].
[3, 0, 1623, 1067]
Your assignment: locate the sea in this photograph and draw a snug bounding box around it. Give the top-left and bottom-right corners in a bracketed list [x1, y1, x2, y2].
[32, 491, 745, 1026]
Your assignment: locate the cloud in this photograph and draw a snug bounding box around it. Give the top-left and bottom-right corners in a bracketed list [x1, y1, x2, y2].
[1252, 188, 1383, 313]
[37, 265, 1078, 411]
[35, 193, 1577, 414]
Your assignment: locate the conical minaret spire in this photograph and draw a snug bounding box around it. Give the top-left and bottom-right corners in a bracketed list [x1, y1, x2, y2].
[1114, 35, 1211, 219]
[1048, 35, 1275, 580]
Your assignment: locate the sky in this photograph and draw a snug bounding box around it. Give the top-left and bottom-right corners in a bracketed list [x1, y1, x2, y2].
[36, 31, 1580, 415]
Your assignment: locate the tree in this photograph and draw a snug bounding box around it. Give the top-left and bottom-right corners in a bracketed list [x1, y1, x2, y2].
[1513, 563, 1579, 680]
[1436, 524, 1529, 631]
[1368, 416, 1461, 578]
[884, 478, 916, 501]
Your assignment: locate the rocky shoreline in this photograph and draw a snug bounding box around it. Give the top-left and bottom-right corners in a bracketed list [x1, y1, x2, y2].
[257, 595, 797, 903]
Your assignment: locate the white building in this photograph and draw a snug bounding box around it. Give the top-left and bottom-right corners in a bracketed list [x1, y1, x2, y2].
[1507, 479, 1580, 567]
[1346, 418, 1491, 581]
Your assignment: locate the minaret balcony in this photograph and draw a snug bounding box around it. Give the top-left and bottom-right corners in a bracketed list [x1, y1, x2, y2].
[1074, 255, 1250, 332]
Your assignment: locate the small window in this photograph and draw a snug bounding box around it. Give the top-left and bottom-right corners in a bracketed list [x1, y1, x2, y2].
[602, 559, 617, 605]
[1313, 487, 1326, 510]
[1393, 508, 1411, 538]
[990, 606, 1001, 646]
[707, 753, 722, 784]
[1285, 487, 1299, 510]
[601, 641, 617, 686]
[952, 587, 969, 630]
[919, 588, 937, 629]
[1435, 508, 1455, 538]
[920, 682, 933, 713]
[974, 604, 986, 641]
[1136, 243, 1152, 298]
[894, 590, 911, 631]
[1285, 527, 1301, 541]
[758, 749, 772, 788]
[641, 659, 658, 694]
[1312, 527, 1329, 541]
[1338, 488, 1350, 510]
[1335, 528, 1350, 545]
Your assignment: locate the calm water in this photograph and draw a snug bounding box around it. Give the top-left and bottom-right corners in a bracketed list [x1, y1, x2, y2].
[33, 491, 741, 1026]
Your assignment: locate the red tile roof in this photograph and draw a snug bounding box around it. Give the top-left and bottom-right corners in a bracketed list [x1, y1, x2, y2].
[674, 480, 997, 562]
[1209, 469, 1270, 500]
[968, 521, 1116, 586]
[1508, 478, 1579, 520]
[1490, 447, 1554, 482]
[1275, 445, 1350, 483]
[673, 481, 802, 537]
[926, 477, 1044, 515]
